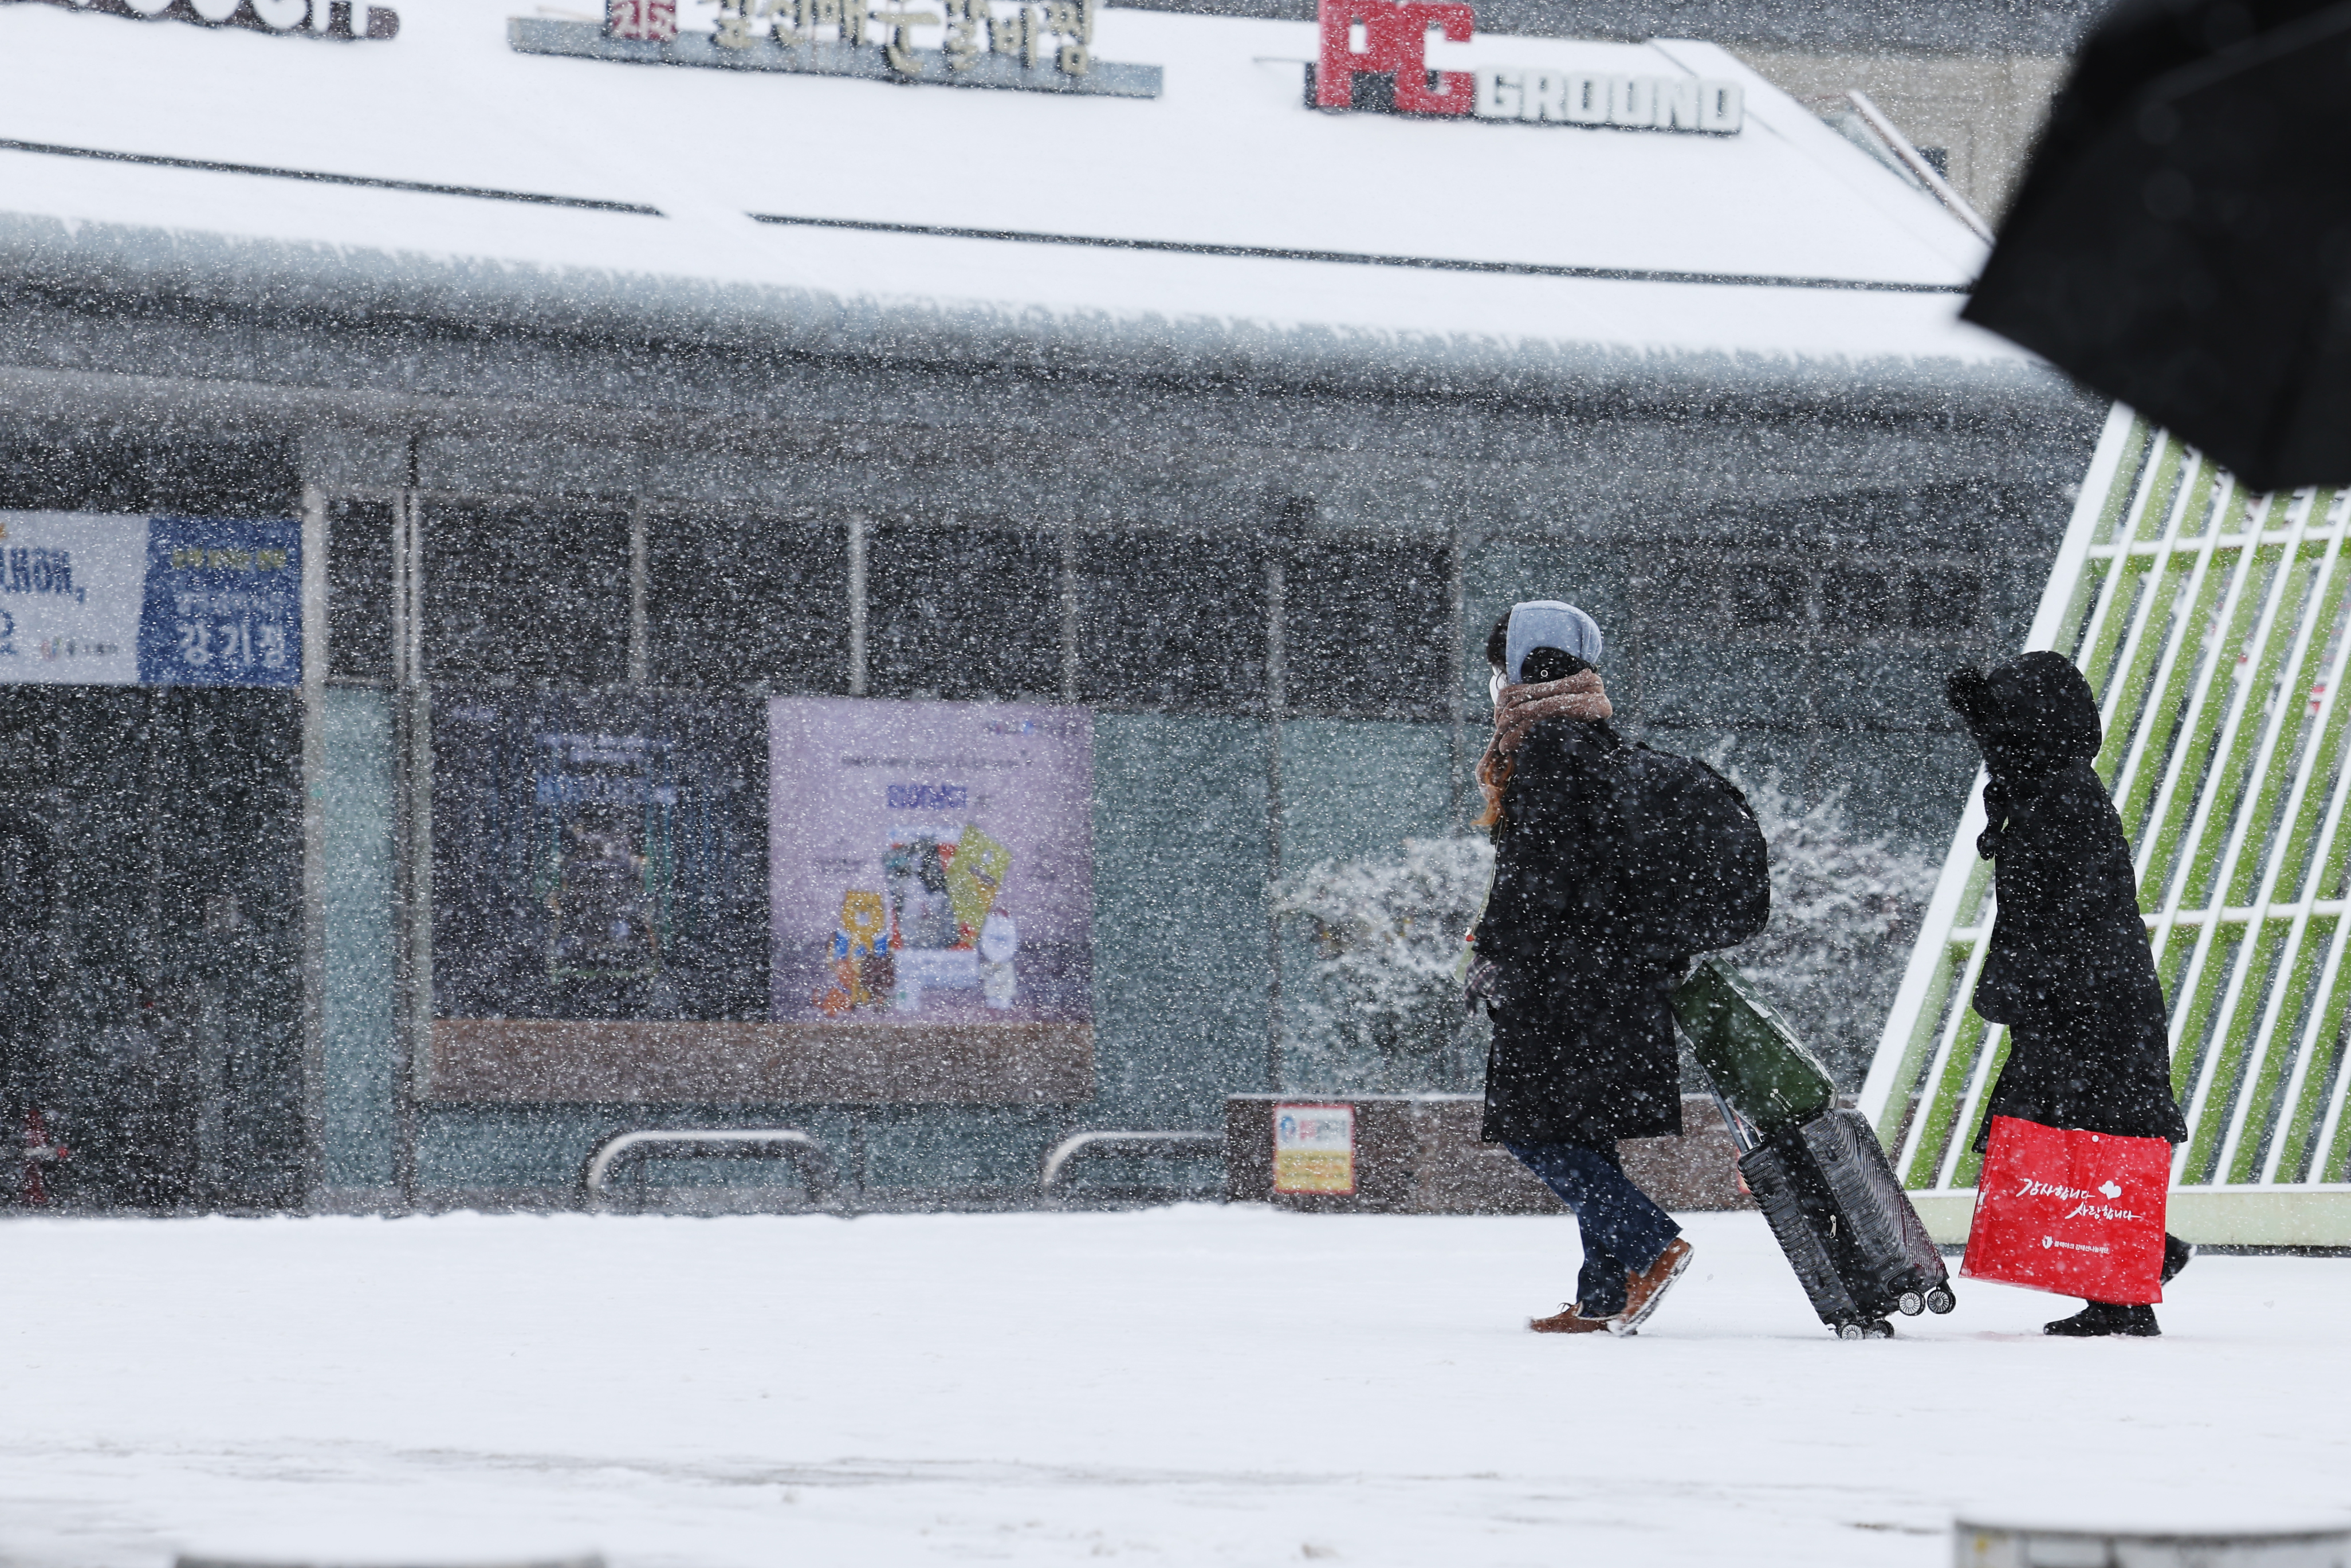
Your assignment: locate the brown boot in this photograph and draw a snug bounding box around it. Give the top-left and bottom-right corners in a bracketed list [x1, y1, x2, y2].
[1529, 1302, 1618, 1334]
[1614, 1237, 1693, 1335]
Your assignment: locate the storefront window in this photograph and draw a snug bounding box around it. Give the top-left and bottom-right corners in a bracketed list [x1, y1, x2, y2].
[1727, 563, 1813, 635]
[1908, 566, 1984, 632]
[423, 501, 631, 685]
[0, 438, 296, 518]
[327, 498, 395, 682]
[1283, 537, 1451, 720]
[1666, 552, 1992, 647]
[867, 523, 1060, 701]
[646, 509, 848, 691]
[1076, 531, 1266, 714]
[430, 691, 769, 1025]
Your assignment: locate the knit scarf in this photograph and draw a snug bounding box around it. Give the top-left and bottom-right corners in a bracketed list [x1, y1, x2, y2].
[1475, 669, 1613, 829]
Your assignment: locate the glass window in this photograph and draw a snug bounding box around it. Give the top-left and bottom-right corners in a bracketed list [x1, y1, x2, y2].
[1728, 563, 1811, 634]
[1908, 564, 1983, 632]
[1820, 565, 1901, 632]
[1078, 531, 1266, 714]
[327, 498, 394, 681]
[423, 501, 630, 685]
[1674, 553, 1990, 645]
[648, 509, 848, 691]
[866, 524, 1061, 701]
[0, 438, 297, 517]
[1283, 537, 1450, 720]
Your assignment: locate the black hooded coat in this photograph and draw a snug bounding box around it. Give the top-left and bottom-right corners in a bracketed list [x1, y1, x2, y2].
[1475, 716, 1684, 1146]
[1950, 652, 2188, 1147]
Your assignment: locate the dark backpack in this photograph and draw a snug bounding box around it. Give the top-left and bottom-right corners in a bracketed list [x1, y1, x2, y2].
[1615, 743, 1771, 954]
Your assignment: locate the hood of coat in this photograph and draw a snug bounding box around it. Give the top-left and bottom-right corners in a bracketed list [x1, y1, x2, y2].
[1947, 650, 2102, 777]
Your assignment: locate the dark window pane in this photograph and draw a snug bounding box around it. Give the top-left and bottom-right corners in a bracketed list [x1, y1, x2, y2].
[1646, 555, 1719, 626]
[1909, 567, 1982, 631]
[867, 525, 1060, 701]
[423, 502, 630, 685]
[1821, 567, 1899, 631]
[1284, 539, 1448, 719]
[6, 687, 306, 1211]
[430, 690, 769, 1023]
[1078, 532, 1265, 713]
[1729, 565, 1809, 632]
[648, 510, 847, 690]
[327, 498, 393, 681]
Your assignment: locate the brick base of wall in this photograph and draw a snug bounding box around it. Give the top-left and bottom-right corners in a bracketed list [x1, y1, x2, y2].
[1225, 1094, 1751, 1214]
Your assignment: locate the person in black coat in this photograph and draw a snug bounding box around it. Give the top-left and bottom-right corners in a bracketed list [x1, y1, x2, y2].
[1947, 650, 2193, 1337]
[1469, 601, 1694, 1335]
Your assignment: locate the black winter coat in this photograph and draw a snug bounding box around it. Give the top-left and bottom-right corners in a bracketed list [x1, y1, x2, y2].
[1951, 652, 2187, 1147]
[1475, 716, 1684, 1146]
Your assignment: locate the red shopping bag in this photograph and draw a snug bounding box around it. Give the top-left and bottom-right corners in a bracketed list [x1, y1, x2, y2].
[1961, 1115, 2171, 1304]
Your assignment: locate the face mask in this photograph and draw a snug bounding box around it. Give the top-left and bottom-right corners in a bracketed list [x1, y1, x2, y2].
[1489, 669, 1506, 709]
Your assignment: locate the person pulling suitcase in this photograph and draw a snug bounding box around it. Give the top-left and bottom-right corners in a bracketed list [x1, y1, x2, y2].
[1465, 601, 1770, 1335]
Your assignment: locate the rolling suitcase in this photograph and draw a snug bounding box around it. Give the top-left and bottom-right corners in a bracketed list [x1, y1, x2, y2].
[1672, 959, 1956, 1339]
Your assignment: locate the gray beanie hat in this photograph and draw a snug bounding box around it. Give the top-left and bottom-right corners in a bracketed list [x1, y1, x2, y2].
[1505, 601, 1603, 683]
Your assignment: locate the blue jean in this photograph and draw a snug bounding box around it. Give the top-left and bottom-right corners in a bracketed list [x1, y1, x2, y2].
[1506, 1141, 1682, 1317]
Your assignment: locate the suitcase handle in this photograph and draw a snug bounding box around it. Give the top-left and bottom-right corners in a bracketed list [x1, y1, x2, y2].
[1708, 1079, 1761, 1155]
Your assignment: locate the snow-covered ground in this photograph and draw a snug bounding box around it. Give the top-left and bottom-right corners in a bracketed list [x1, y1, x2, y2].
[2, 1206, 2343, 1568]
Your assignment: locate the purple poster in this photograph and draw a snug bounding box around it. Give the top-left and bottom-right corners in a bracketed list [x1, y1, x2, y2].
[768, 698, 1092, 1026]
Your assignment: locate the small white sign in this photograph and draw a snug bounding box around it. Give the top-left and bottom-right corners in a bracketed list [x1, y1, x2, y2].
[1273, 1102, 1355, 1195]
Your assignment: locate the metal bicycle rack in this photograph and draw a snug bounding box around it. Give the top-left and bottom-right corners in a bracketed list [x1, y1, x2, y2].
[1039, 1130, 1223, 1204]
[580, 1129, 839, 1212]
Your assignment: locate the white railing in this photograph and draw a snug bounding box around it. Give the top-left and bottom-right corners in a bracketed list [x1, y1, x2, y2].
[1861, 406, 2351, 1245]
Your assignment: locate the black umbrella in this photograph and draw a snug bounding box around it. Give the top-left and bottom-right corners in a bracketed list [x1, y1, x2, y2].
[1964, 0, 2351, 493]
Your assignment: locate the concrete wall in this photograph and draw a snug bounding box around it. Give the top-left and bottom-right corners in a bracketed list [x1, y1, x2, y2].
[1737, 49, 2069, 221]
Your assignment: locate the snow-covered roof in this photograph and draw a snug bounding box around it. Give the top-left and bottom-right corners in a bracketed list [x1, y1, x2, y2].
[0, 0, 2051, 398]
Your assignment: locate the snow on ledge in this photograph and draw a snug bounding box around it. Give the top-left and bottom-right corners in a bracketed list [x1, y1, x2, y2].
[0, 208, 2059, 404]
[0, 1, 2056, 399]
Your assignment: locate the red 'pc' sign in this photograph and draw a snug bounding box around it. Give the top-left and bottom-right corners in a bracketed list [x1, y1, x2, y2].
[1316, 0, 1475, 115]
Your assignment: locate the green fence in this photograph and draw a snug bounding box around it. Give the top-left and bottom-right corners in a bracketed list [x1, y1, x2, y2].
[1859, 404, 2351, 1245]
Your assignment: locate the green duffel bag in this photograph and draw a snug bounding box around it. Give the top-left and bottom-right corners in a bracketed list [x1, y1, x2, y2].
[1670, 957, 1835, 1137]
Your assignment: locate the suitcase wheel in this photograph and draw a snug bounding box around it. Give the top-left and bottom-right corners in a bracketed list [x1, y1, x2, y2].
[1834, 1319, 1896, 1341]
[1897, 1291, 1925, 1317]
[1924, 1286, 1956, 1315]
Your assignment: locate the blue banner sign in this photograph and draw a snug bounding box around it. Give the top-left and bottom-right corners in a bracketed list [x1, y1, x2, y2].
[137, 517, 301, 688]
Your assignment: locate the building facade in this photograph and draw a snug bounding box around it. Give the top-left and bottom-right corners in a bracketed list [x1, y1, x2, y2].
[0, 0, 2094, 1211]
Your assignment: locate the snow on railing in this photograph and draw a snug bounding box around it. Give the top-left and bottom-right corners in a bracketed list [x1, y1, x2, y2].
[580, 1129, 839, 1211]
[1038, 1131, 1223, 1201]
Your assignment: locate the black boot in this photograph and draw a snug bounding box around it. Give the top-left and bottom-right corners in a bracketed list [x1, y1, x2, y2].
[2162, 1233, 2194, 1284]
[2045, 1302, 2161, 1337]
